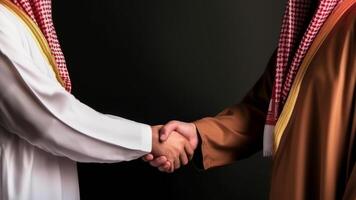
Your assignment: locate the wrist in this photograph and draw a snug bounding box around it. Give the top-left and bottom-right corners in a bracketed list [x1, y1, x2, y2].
[189, 122, 199, 150]
[150, 126, 159, 153]
[190, 122, 197, 133]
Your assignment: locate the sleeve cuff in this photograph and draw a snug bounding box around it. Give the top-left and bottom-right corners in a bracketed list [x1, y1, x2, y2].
[139, 124, 152, 153]
[191, 127, 205, 171]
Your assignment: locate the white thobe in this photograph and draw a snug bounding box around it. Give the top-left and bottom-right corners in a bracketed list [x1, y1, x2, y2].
[0, 4, 152, 200]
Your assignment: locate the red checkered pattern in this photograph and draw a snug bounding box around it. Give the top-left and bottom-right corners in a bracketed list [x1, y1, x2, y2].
[266, 0, 341, 125]
[11, 0, 71, 92]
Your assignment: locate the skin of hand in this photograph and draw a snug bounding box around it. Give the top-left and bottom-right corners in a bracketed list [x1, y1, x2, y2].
[148, 125, 194, 172]
[144, 121, 198, 172]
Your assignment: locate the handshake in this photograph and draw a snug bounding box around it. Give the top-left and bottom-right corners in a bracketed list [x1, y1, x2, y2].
[143, 121, 199, 173]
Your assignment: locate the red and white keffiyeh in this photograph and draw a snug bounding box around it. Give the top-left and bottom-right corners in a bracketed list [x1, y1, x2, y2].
[263, 0, 341, 156]
[11, 0, 72, 92]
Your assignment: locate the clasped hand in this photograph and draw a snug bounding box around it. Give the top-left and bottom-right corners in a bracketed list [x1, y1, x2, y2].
[143, 121, 198, 173]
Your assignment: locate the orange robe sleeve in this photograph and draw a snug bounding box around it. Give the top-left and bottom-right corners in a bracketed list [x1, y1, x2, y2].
[194, 52, 276, 169]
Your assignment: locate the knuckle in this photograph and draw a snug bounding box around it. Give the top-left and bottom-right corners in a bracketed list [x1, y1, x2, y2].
[170, 120, 179, 126]
[161, 126, 168, 132]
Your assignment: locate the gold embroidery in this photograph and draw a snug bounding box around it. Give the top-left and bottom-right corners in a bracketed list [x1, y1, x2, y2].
[273, 0, 353, 154]
[0, 0, 65, 86]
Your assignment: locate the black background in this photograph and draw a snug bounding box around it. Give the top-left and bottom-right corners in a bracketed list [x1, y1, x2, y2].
[52, 0, 285, 199]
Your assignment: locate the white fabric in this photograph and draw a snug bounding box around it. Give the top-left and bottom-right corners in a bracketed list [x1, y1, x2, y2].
[0, 4, 152, 200]
[262, 124, 274, 157]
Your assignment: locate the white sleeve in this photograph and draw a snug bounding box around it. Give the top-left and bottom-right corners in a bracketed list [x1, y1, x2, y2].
[0, 15, 152, 163]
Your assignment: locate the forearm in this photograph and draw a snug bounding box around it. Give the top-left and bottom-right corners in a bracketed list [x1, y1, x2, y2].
[0, 52, 152, 163]
[194, 103, 265, 169]
[193, 52, 276, 169]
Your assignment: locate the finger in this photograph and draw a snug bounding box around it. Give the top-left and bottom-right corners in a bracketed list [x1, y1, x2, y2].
[142, 154, 154, 162]
[158, 167, 167, 172]
[156, 161, 171, 170]
[174, 156, 180, 170]
[170, 162, 175, 173]
[149, 156, 167, 167]
[179, 152, 189, 166]
[160, 121, 179, 141]
[184, 143, 194, 160]
[169, 161, 175, 173]
[158, 161, 171, 172]
[164, 161, 171, 170]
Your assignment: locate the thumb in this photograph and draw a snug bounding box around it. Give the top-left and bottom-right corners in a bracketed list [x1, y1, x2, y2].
[142, 153, 154, 162]
[159, 121, 179, 141]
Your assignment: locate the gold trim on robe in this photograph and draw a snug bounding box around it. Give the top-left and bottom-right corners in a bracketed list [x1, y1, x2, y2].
[0, 0, 65, 87]
[273, 0, 355, 153]
[194, 0, 356, 172]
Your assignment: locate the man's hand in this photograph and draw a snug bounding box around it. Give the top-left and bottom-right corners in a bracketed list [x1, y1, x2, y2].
[143, 121, 198, 172]
[160, 121, 198, 149]
[146, 125, 194, 172]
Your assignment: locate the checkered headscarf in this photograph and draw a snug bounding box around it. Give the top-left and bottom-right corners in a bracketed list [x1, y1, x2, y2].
[11, 0, 72, 92]
[263, 0, 341, 156]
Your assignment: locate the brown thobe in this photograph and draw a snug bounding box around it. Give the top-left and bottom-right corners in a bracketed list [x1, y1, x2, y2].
[194, 0, 356, 199]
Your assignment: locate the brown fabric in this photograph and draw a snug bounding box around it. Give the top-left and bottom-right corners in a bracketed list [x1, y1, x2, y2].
[194, 0, 356, 199]
[270, 4, 356, 199]
[194, 51, 275, 169]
